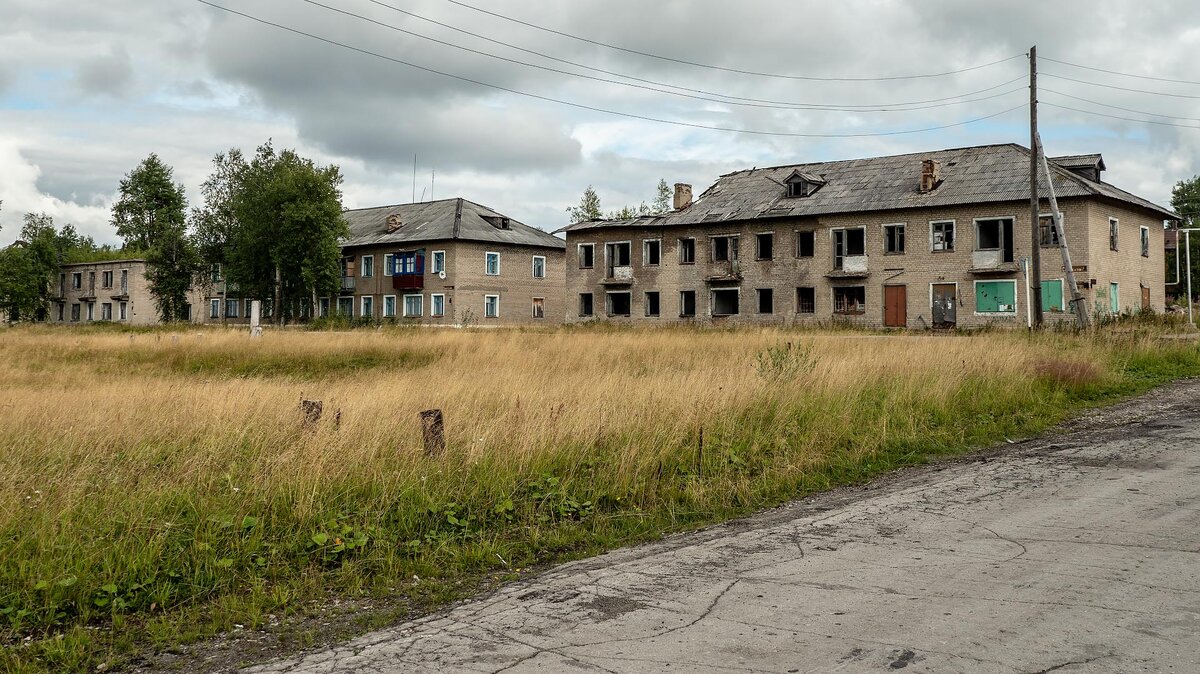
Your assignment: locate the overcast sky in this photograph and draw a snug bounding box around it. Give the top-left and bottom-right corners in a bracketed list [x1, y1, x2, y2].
[2, 0, 1199, 245]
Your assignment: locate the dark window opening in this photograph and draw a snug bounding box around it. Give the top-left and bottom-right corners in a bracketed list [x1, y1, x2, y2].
[643, 239, 661, 266]
[1109, 219, 1119, 251]
[833, 228, 865, 269]
[884, 224, 905, 254]
[833, 286, 866, 315]
[711, 289, 739, 316]
[679, 238, 695, 264]
[606, 292, 631, 316]
[797, 231, 815, 257]
[1141, 227, 1149, 257]
[579, 244, 595, 269]
[796, 287, 815, 314]
[680, 290, 696, 317]
[977, 219, 1002, 250]
[579, 293, 594, 317]
[756, 233, 774, 260]
[645, 291, 660, 317]
[757, 288, 774, 314]
[712, 236, 738, 262]
[1039, 215, 1061, 246]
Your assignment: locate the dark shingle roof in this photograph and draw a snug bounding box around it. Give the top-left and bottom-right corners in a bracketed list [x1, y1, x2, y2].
[343, 198, 564, 249]
[558, 144, 1174, 233]
[1050, 154, 1106, 171]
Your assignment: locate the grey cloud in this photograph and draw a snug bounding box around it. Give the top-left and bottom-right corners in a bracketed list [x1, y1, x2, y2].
[74, 45, 133, 96]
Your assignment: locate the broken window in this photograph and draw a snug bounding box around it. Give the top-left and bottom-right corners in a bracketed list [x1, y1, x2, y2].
[931, 221, 955, 252]
[711, 235, 739, 262]
[832, 228, 865, 269]
[975, 219, 1002, 250]
[796, 231, 815, 258]
[711, 288, 739, 316]
[579, 293, 594, 317]
[884, 224, 905, 254]
[645, 291, 660, 317]
[679, 238, 696, 264]
[756, 233, 774, 260]
[606, 292, 631, 317]
[757, 288, 773, 314]
[606, 242, 631, 277]
[1039, 215, 1061, 246]
[975, 281, 1016, 313]
[833, 286, 865, 315]
[796, 287, 816, 314]
[679, 290, 696, 317]
[643, 239, 661, 266]
[1109, 218, 1119, 251]
[1141, 226, 1150, 257]
[532, 297, 545, 319]
[578, 244, 595, 269]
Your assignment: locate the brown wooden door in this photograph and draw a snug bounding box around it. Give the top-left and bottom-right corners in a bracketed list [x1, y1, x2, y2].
[883, 285, 907, 327]
[1141, 286, 1151, 311]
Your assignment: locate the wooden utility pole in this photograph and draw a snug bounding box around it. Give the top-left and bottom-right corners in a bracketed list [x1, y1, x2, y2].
[1029, 46, 1044, 327]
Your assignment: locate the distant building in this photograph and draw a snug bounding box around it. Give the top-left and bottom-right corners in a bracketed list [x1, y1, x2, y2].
[560, 144, 1175, 328]
[52, 259, 158, 325]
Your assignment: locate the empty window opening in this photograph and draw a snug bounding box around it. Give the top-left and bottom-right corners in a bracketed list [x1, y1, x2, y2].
[679, 290, 696, 317]
[711, 235, 739, 262]
[756, 233, 774, 260]
[931, 221, 955, 252]
[643, 239, 661, 266]
[757, 288, 774, 314]
[884, 224, 905, 254]
[1039, 215, 1061, 246]
[606, 292, 632, 316]
[606, 241, 631, 277]
[796, 287, 816, 314]
[578, 244, 595, 269]
[832, 228, 865, 269]
[532, 297, 545, 319]
[1141, 226, 1150, 257]
[833, 286, 865, 314]
[579, 293, 594, 317]
[796, 231, 815, 258]
[1109, 218, 1119, 251]
[645, 291, 660, 317]
[975, 218, 1014, 262]
[711, 289, 740, 316]
[678, 238, 696, 264]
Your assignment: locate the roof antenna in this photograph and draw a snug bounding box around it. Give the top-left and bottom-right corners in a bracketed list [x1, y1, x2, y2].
[412, 154, 417, 203]
[431, 168, 435, 202]
[420, 187, 427, 202]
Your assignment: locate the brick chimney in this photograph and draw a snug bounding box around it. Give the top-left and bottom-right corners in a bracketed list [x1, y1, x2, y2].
[673, 183, 693, 211]
[919, 159, 941, 193]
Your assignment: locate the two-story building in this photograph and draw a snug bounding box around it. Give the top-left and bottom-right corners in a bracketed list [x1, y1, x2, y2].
[560, 144, 1174, 329]
[330, 198, 566, 325]
[51, 259, 163, 326]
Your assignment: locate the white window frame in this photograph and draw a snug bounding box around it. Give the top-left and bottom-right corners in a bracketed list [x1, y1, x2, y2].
[431, 250, 446, 274]
[361, 254, 374, 278]
[930, 220, 956, 252]
[1140, 226, 1150, 258]
[402, 294, 422, 317]
[532, 297, 545, 319]
[972, 279, 1019, 316]
[383, 294, 397, 318]
[383, 253, 395, 277]
[431, 293, 446, 317]
[361, 295, 374, 318]
[578, 243, 595, 269]
[485, 251, 500, 276]
[532, 255, 547, 278]
[318, 297, 330, 317]
[882, 223, 906, 255]
[484, 294, 500, 318]
[210, 299, 220, 319]
[642, 238, 662, 266]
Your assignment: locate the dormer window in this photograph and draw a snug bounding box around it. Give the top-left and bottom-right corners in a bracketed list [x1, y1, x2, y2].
[783, 170, 825, 198]
[484, 215, 511, 230]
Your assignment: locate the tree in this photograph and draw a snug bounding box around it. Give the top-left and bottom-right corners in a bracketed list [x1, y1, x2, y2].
[0, 244, 41, 321]
[111, 155, 198, 321]
[566, 185, 603, 223]
[651, 179, 672, 215]
[1171, 176, 1200, 303]
[191, 149, 247, 277]
[567, 180, 673, 223]
[222, 142, 347, 324]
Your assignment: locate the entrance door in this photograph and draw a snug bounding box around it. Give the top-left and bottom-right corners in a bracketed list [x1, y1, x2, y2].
[931, 283, 957, 329]
[1141, 286, 1151, 311]
[883, 285, 907, 327]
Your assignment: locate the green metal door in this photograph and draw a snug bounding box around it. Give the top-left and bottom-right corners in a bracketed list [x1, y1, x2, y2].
[1041, 280, 1064, 312]
[1110, 282, 1119, 314]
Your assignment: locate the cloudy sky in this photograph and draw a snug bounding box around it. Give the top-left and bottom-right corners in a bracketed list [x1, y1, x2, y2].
[2, 0, 1199, 245]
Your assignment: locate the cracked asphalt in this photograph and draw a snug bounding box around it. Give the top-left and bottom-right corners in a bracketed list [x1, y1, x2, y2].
[247, 380, 1200, 673]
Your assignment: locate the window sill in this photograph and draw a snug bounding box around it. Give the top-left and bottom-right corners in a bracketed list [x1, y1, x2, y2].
[883, 251, 905, 256]
[679, 261, 696, 265]
[931, 249, 956, 254]
[755, 257, 774, 262]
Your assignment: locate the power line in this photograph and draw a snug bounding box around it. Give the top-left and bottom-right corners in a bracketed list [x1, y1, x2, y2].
[1041, 88, 1200, 123]
[1041, 72, 1200, 100]
[299, 0, 1025, 112]
[1042, 102, 1200, 129]
[443, 0, 1024, 82]
[1040, 56, 1200, 87]
[194, 0, 1027, 138]
[357, 0, 1024, 110]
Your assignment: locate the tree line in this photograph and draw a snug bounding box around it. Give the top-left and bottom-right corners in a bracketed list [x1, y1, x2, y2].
[0, 142, 348, 324]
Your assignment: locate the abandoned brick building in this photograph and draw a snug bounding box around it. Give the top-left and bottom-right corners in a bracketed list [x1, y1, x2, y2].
[51, 259, 202, 326]
[560, 144, 1174, 329]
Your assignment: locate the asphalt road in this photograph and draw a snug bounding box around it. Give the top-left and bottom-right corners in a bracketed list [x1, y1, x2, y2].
[249, 380, 1200, 673]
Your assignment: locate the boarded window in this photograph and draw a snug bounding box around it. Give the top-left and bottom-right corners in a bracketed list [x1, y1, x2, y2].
[796, 231, 815, 257]
[680, 290, 696, 317]
[931, 221, 955, 251]
[833, 286, 865, 314]
[975, 281, 1017, 313]
[643, 240, 661, 266]
[606, 292, 631, 316]
[645, 291, 660, 317]
[757, 288, 773, 314]
[579, 293, 594, 317]
[678, 238, 696, 264]
[756, 233, 774, 260]
[1039, 215, 1061, 246]
[796, 287, 815, 314]
[711, 289, 739, 316]
[884, 224, 905, 254]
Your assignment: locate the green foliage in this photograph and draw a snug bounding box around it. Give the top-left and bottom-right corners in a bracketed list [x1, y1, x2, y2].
[0, 244, 43, 321]
[566, 185, 602, 222]
[568, 180, 675, 223]
[1171, 175, 1200, 302]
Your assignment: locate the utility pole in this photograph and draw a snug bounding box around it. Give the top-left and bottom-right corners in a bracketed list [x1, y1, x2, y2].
[1029, 46, 1044, 327]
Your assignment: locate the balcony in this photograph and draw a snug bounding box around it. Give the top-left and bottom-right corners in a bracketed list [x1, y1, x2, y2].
[78, 286, 97, 300]
[340, 276, 356, 293]
[825, 255, 869, 279]
[601, 265, 634, 286]
[969, 250, 1019, 275]
[109, 284, 129, 300]
[704, 260, 742, 284]
[392, 273, 424, 290]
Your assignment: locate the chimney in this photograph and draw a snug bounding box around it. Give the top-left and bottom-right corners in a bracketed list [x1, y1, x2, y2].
[673, 183, 693, 211]
[919, 159, 941, 193]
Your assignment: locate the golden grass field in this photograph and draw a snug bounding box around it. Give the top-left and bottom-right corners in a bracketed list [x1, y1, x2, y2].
[1, 323, 1196, 671]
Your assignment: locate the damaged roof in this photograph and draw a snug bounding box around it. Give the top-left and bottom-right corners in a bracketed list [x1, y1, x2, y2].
[343, 198, 564, 249]
[557, 143, 1175, 234]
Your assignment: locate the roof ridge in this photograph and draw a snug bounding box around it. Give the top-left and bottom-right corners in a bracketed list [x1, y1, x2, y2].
[719, 142, 1026, 177]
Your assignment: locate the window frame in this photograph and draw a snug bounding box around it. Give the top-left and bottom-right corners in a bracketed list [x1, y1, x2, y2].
[796, 287, 816, 314]
[337, 296, 353, 317]
[605, 241, 632, 270]
[72, 272, 82, 290]
[1038, 213, 1062, 247]
[710, 234, 740, 263]
[605, 291, 632, 317]
[101, 270, 113, 289]
[484, 294, 500, 318]
[930, 220, 956, 252]
[119, 302, 128, 321]
[679, 290, 697, 317]
[579, 292, 594, 317]
[678, 237, 696, 265]
[1140, 226, 1150, 258]
[973, 217, 1013, 252]
[71, 303, 80, 322]
[832, 285, 866, 315]
[485, 251, 501, 276]
[100, 302, 112, 320]
[831, 226, 866, 269]
[402, 294, 422, 317]
[225, 298, 240, 318]
[710, 288, 740, 317]
[430, 293, 446, 317]
[361, 295, 375, 318]
[431, 250, 446, 275]
[360, 254, 374, 278]
[532, 297, 545, 319]
[882, 223, 906, 255]
[577, 243, 595, 269]
[383, 294, 397, 318]
[642, 239, 661, 266]
[532, 255, 547, 278]
[209, 299, 221, 319]
[755, 232, 774, 261]
[644, 291, 660, 317]
[796, 230, 815, 258]
[973, 280, 1018, 315]
[383, 254, 395, 277]
[756, 288, 774, 314]
[1109, 218, 1119, 251]
[318, 297, 330, 318]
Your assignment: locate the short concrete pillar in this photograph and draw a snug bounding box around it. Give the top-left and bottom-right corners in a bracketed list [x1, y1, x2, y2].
[249, 300, 263, 338]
